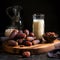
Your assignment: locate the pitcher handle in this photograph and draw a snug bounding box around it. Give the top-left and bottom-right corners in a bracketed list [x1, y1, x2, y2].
[6, 7, 13, 20]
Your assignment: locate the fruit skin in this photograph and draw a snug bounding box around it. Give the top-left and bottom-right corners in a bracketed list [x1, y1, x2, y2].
[30, 32, 35, 37]
[24, 29, 29, 36]
[32, 39, 40, 45]
[22, 51, 31, 58]
[16, 31, 27, 39]
[26, 37, 34, 41]
[7, 40, 18, 46]
[20, 33, 27, 38]
[9, 30, 19, 39]
[17, 30, 23, 36]
[25, 41, 32, 46]
[18, 39, 23, 45]
[19, 30, 23, 33]
[16, 30, 23, 39]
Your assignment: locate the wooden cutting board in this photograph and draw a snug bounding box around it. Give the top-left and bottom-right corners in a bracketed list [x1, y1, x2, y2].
[3, 39, 60, 55]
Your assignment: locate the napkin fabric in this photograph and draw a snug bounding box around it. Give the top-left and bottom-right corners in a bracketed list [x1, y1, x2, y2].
[47, 43, 60, 58]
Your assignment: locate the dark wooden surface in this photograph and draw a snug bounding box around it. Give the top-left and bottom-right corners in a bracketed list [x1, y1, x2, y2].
[3, 39, 60, 54]
[0, 39, 60, 60]
[0, 52, 60, 60]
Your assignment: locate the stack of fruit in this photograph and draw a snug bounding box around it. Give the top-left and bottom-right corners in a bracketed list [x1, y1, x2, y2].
[5, 29, 41, 47]
[4, 29, 59, 57]
[4, 29, 42, 57]
[43, 32, 58, 43]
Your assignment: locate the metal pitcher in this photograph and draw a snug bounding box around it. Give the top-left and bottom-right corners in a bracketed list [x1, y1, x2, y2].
[6, 5, 23, 30]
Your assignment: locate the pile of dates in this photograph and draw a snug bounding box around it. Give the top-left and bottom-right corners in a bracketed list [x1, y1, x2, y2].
[5, 29, 59, 46]
[5, 29, 41, 46]
[4, 29, 59, 57]
[4, 29, 42, 57]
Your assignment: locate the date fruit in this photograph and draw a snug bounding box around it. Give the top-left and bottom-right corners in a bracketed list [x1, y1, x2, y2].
[32, 39, 40, 45]
[22, 51, 31, 57]
[30, 32, 35, 37]
[24, 29, 29, 36]
[7, 40, 18, 46]
[9, 29, 19, 39]
[26, 37, 34, 41]
[18, 39, 23, 45]
[25, 41, 32, 46]
[17, 30, 23, 36]
[20, 33, 27, 38]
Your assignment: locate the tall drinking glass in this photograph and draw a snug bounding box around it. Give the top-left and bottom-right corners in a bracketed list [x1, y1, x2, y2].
[33, 14, 45, 39]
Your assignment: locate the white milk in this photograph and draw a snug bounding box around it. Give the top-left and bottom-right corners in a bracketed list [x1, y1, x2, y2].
[33, 19, 44, 39]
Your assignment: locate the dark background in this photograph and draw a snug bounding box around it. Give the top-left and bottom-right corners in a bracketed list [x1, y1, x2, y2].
[0, 0, 60, 36]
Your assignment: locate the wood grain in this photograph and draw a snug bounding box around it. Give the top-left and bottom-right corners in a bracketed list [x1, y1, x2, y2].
[3, 39, 60, 54]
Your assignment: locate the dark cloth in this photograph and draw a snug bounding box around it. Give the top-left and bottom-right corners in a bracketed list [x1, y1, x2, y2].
[47, 43, 60, 58]
[47, 49, 60, 58]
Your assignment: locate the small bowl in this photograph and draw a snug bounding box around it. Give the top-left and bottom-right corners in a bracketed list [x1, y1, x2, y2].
[43, 32, 58, 43]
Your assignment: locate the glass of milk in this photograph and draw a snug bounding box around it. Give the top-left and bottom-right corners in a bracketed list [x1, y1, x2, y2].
[33, 14, 45, 39]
